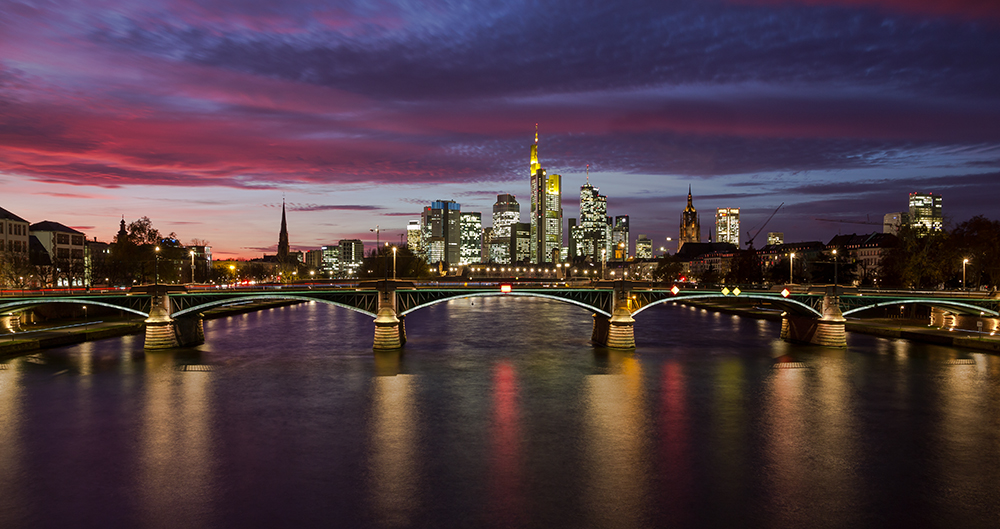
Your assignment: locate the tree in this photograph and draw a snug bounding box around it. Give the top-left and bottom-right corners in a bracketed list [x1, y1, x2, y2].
[358, 246, 433, 279]
[726, 250, 764, 285]
[949, 215, 1000, 289]
[880, 225, 953, 288]
[652, 255, 683, 283]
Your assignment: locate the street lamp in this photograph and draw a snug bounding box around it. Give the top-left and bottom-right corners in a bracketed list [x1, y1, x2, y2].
[154, 246, 160, 285]
[392, 246, 397, 280]
[790, 252, 796, 284]
[963, 258, 969, 290]
[832, 249, 838, 288]
[189, 250, 196, 284]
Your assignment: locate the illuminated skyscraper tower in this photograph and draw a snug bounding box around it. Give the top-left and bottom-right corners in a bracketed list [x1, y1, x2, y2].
[529, 125, 563, 264]
[577, 165, 608, 262]
[490, 193, 520, 263]
[908, 192, 943, 235]
[715, 208, 740, 246]
[678, 185, 701, 252]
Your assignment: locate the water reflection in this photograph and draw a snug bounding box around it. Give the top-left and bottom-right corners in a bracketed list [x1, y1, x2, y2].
[585, 352, 647, 528]
[368, 375, 419, 527]
[659, 362, 693, 522]
[489, 361, 523, 525]
[140, 353, 214, 529]
[0, 360, 25, 525]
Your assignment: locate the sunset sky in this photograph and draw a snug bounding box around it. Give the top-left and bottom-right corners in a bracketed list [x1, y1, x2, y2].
[2, 0, 998, 259]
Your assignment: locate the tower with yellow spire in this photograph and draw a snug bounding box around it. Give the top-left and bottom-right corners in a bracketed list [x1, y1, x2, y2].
[529, 124, 563, 264]
[678, 185, 701, 252]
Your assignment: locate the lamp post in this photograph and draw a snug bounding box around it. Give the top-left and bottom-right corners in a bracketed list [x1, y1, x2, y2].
[189, 250, 196, 284]
[154, 246, 160, 286]
[832, 249, 838, 288]
[963, 258, 969, 291]
[601, 248, 607, 280]
[665, 237, 673, 255]
[789, 252, 796, 284]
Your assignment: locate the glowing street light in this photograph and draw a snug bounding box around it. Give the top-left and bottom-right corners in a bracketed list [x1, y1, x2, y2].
[790, 252, 796, 284]
[154, 246, 160, 285]
[392, 246, 397, 280]
[963, 258, 970, 290]
[189, 250, 196, 284]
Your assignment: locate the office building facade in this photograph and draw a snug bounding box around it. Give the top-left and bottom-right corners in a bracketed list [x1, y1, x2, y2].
[715, 208, 740, 247]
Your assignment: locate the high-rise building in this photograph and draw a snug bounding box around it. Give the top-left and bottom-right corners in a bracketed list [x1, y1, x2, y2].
[612, 215, 629, 259]
[635, 234, 652, 259]
[529, 126, 562, 264]
[338, 239, 364, 277]
[490, 194, 520, 264]
[460, 212, 482, 264]
[422, 200, 461, 265]
[908, 193, 943, 235]
[883, 212, 906, 235]
[510, 222, 532, 263]
[715, 208, 740, 247]
[567, 218, 578, 259]
[305, 249, 324, 270]
[766, 232, 784, 245]
[321, 244, 340, 276]
[678, 185, 701, 252]
[406, 219, 423, 260]
[578, 170, 608, 262]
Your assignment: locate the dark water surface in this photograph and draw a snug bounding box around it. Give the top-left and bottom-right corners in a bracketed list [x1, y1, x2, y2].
[2, 299, 999, 528]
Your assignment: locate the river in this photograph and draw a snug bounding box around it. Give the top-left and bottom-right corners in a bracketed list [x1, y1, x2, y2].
[1, 298, 998, 528]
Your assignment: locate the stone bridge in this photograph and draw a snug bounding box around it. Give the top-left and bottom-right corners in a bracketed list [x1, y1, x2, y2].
[1, 282, 996, 351]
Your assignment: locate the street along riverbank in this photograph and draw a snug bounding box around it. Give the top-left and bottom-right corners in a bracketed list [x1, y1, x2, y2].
[675, 299, 1000, 353]
[0, 299, 303, 357]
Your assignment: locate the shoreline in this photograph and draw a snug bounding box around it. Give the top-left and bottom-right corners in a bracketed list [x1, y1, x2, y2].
[675, 299, 1000, 353]
[0, 299, 304, 358]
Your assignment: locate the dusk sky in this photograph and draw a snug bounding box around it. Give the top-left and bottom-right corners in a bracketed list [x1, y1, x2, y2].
[2, 0, 998, 259]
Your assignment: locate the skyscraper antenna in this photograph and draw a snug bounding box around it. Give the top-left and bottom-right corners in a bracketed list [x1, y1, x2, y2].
[535, 123, 538, 145]
[586, 164, 590, 185]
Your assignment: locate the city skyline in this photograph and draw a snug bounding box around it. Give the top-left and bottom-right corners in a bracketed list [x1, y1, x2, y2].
[2, 1, 998, 259]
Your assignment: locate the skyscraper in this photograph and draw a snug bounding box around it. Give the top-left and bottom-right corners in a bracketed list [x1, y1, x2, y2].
[407, 220, 423, 259]
[338, 239, 363, 277]
[908, 192, 943, 235]
[635, 234, 652, 259]
[678, 185, 701, 252]
[423, 200, 461, 265]
[612, 215, 629, 259]
[578, 168, 608, 262]
[460, 212, 482, 264]
[715, 208, 740, 246]
[529, 126, 562, 264]
[490, 193, 520, 263]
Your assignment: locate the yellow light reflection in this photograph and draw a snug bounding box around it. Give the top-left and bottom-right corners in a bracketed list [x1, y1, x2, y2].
[0, 360, 25, 523]
[140, 354, 214, 527]
[584, 353, 647, 527]
[369, 375, 418, 527]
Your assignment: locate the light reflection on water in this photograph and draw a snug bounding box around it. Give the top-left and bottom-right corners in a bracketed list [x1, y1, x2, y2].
[0, 299, 998, 528]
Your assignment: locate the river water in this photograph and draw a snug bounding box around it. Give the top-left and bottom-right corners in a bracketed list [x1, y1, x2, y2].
[1, 298, 998, 528]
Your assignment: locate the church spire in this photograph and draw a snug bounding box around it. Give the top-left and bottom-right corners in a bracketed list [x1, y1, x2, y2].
[278, 199, 289, 262]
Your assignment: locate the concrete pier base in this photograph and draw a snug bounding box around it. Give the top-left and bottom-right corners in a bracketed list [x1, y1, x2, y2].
[780, 287, 846, 347]
[592, 308, 636, 349]
[144, 305, 179, 349]
[373, 307, 403, 349]
[174, 315, 205, 347]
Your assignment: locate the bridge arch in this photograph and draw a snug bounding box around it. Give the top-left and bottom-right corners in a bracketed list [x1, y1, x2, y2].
[842, 299, 999, 317]
[631, 293, 823, 318]
[398, 291, 612, 317]
[0, 299, 149, 318]
[170, 294, 378, 319]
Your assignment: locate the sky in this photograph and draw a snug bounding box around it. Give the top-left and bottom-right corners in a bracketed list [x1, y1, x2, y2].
[1, 0, 998, 259]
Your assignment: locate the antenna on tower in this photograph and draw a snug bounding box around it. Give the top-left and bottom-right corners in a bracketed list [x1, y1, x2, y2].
[534, 123, 538, 144]
[586, 164, 590, 185]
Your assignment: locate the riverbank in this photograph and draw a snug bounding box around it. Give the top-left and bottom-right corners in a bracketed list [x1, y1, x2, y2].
[676, 299, 1000, 353]
[0, 299, 304, 357]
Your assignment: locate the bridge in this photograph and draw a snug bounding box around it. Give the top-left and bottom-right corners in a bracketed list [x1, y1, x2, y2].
[1, 282, 997, 351]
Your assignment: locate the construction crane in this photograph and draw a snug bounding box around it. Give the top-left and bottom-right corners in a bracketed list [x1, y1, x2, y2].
[746, 202, 783, 249]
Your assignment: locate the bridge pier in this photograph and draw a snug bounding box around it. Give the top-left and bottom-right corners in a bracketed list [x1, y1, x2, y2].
[373, 287, 403, 349]
[781, 287, 846, 347]
[144, 304, 179, 350]
[592, 305, 635, 350]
